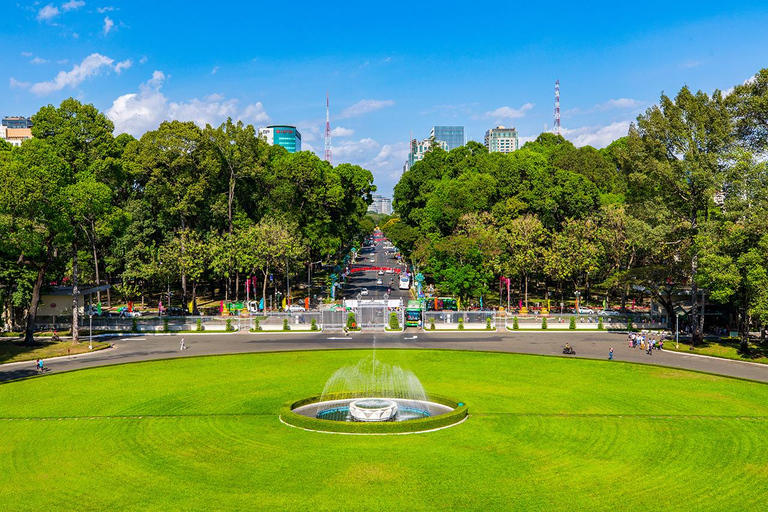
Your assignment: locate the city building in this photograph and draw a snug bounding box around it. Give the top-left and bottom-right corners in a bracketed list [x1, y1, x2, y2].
[0, 125, 33, 147]
[368, 195, 392, 215]
[258, 125, 302, 153]
[430, 126, 465, 151]
[2, 116, 33, 129]
[406, 137, 449, 170]
[484, 126, 519, 153]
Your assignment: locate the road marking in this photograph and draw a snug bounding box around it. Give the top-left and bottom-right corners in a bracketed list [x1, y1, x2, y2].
[403, 336, 418, 340]
[327, 337, 352, 340]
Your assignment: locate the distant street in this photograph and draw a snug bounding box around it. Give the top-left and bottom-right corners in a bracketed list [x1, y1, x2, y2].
[339, 237, 410, 304]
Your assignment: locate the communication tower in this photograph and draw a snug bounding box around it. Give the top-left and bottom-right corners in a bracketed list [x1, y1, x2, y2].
[554, 80, 561, 136]
[324, 91, 332, 164]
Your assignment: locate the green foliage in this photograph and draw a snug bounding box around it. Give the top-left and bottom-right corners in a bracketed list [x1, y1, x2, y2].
[225, 318, 234, 332]
[253, 318, 262, 331]
[627, 318, 633, 331]
[598, 317, 604, 330]
[310, 318, 318, 331]
[347, 312, 356, 329]
[458, 317, 465, 330]
[389, 312, 400, 330]
[283, 318, 290, 331]
[486, 317, 492, 330]
[569, 317, 577, 330]
[429, 318, 435, 330]
[541, 317, 548, 330]
[196, 318, 204, 332]
[513, 316, 519, 330]
[131, 318, 138, 333]
[163, 318, 169, 333]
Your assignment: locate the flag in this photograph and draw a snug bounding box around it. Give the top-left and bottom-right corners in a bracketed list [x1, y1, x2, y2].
[603, 298, 607, 309]
[282, 297, 287, 310]
[96, 302, 102, 315]
[259, 297, 264, 311]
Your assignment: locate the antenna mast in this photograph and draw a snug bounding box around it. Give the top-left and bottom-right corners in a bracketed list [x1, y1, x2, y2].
[324, 91, 332, 164]
[554, 79, 561, 136]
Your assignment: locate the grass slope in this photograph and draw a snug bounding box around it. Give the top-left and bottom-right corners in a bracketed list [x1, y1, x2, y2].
[1, 349, 766, 511]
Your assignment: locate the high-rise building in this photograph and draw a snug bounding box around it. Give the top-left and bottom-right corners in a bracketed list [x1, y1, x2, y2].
[258, 125, 302, 153]
[2, 116, 33, 129]
[484, 126, 519, 153]
[367, 195, 392, 215]
[407, 138, 449, 169]
[430, 126, 464, 151]
[0, 125, 32, 147]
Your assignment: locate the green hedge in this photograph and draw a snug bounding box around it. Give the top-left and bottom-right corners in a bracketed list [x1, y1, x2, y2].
[280, 393, 468, 434]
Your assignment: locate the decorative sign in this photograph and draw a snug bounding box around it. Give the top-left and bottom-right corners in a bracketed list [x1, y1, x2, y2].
[50, 303, 57, 308]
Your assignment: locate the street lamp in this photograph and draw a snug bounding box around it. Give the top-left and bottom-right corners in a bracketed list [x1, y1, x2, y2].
[89, 311, 93, 350]
[676, 313, 680, 349]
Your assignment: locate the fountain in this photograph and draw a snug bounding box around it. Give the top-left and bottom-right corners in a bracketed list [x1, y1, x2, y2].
[290, 357, 456, 423]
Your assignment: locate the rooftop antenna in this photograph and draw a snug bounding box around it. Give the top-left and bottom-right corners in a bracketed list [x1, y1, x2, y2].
[324, 91, 332, 164]
[554, 79, 561, 136]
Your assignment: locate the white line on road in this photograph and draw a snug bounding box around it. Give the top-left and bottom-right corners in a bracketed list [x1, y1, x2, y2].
[327, 337, 352, 340]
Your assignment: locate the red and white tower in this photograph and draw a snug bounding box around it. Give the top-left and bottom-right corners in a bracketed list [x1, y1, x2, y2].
[554, 79, 561, 136]
[324, 91, 332, 164]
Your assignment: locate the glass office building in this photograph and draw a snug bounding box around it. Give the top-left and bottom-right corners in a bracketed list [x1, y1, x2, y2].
[2, 116, 33, 129]
[430, 126, 464, 151]
[258, 125, 302, 153]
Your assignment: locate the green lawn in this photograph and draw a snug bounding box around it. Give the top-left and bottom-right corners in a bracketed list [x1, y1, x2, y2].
[666, 337, 768, 364]
[0, 338, 111, 364]
[1, 349, 767, 510]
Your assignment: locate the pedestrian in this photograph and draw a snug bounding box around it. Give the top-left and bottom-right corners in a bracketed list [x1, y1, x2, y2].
[35, 359, 41, 373]
[179, 337, 186, 351]
[609, 347, 614, 360]
[38, 358, 44, 372]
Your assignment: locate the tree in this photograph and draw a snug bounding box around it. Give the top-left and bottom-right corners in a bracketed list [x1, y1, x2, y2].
[628, 86, 734, 345]
[500, 214, 548, 309]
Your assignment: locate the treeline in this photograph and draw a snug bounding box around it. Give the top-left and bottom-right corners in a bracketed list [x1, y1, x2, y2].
[0, 99, 375, 344]
[386, 69, 768, 349]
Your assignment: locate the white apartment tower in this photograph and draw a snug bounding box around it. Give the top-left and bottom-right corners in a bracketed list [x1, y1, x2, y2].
[484, 126, 519, 153]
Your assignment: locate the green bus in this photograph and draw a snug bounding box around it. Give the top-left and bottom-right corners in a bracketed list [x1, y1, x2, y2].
[405, 300, 422, 327]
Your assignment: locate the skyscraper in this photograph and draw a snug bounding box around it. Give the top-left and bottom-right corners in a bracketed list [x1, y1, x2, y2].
[430, 126, 465, 151]
[407, 138, 449, 169]
[258, 125, 302, 153]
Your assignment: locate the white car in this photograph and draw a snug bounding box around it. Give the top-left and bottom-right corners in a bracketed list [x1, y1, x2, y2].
[360, 288, 369, 296]
[576, 307, 595, 314]
[285, 304, 306, 312]
[378, 270, 384, 275]
[385, 269, 393, 274]
[370, 259, 375, 263]
[377, 279, 382, 285]
[598, 310, 620, 316]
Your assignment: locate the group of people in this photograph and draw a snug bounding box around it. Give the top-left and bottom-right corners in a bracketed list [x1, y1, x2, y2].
[627, 332, 663, 354]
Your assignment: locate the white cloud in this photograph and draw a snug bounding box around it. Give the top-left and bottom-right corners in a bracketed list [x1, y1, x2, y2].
[30, 57, 49, 65]
[114, 59, 132, 74]
[211, 66, 219, 75]
[97, 6, 117, 13]
[680, 60, 703, 69]
[62, 1, 86, 12]
[242, 102, 270, 124]
[484, 103, 535, 119]
[103, 16, 114, 35]
[57, 59, 69, 64]
[37, 4, 60, 22]
[107, 71, 271, 136]
[338, 99, 395, 119]
[330, 126, 354, 137]
[561, 121, 631, 148]
[72, 32, 80, 39]
[31, 53, 115, 95]
[21, 52, 33, 57]
[332, 138, 380, 160]
[139, 56, 148, 64]
[594, 98, 643, 111]
[10, 77, 31, 89]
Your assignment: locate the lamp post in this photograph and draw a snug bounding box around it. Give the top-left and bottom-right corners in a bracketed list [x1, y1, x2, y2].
[676, 313, 680, 349]
[89, 312, 93, 350]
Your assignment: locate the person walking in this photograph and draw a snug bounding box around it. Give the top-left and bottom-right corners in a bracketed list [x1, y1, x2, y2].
[609, 347, 614, 360]
[179, 337, 186, 351]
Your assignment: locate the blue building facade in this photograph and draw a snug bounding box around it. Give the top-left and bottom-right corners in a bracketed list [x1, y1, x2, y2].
[430, 126, 464, 151]
[259, 125, 302, 152]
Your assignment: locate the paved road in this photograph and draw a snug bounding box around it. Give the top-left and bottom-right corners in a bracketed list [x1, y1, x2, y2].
[2, 330, 766, 383]
[340, 237, 409, 303]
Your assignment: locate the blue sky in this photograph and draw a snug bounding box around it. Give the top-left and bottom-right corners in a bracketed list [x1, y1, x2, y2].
[3, 1, 768, 195]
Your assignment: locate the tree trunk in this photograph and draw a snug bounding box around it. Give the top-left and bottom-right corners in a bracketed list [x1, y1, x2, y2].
[740, 312, 750, 353]
[24, 266, 48, 346]
[235, 271, 240, 302]
[690, 252, 701, 347]
[106, 272, 111, 307]
[524, 274, 529, 310]
[71, 241, 80, 343]
[191, 281, 198, 315]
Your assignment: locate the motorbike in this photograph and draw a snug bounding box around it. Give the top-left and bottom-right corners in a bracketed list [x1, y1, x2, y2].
[562, 346, 576, 355]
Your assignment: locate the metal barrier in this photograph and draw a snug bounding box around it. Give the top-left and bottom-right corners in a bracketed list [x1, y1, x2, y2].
[423, 311, 496, 330]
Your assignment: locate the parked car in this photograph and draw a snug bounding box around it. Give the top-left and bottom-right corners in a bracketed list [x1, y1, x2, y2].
[377, 279, 382, 285]
[360, 288, 369, 296]
[378, 270, 384, 275]
[165, 306, 187, 316]
[285, 304, 306, 312]
[575, 307, 595, 314]
[598, 310, 620, 316]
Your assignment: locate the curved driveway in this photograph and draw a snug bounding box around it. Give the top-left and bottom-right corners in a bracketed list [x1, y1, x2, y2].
[1, 330, 766, 383]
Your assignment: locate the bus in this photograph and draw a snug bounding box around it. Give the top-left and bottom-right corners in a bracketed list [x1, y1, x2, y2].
[425, 297, 458, 311]
[399, 274, 410, 290]
[405, 300, 422, 327]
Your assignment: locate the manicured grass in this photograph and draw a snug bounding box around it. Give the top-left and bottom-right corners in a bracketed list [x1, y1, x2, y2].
[1, 349, 766, 510]
[0, 339, 111, 364]
[667, 338, 768, 365]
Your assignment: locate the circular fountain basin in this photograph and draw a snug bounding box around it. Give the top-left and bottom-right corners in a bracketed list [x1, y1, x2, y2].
[348, 399, 398, 422]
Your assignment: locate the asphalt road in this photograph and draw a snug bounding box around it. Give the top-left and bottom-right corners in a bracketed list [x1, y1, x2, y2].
[2, 330, 766, 384]
[340, 238, 409, 303]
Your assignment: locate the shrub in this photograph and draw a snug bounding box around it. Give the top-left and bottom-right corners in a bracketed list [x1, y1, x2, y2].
[163, 318, 169, 333]
[311, 318, 318, 331]
[283, 318, 290, 331]
[196, 318, 204, 332]
[569, 316, 576, 330]
[627, 318, 634, 331]
[389, 311, 400, 330]
[347, 312, 356, 330]
[513, 316, 519, 330]
[253, 318, 262, 331]
[131, 318, 138, 333]
[430, 318, 435, 330]
[486, 317, 492, 330]
[598, 317, 604, 330]
[541, 317, 548, 330]
[458, 317, 465, 330]
[225, 318, 234, 332]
